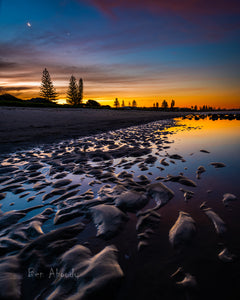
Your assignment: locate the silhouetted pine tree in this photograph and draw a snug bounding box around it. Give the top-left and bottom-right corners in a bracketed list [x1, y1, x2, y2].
[132, 100, 137, 107]
[170, 99, 175, 109]
[40, 68, 57, 101]
[78, 78, 83, 105]
[122, 100, 125, 107]
[114, 98, 119, 108]
[161, 100, 168, 109]
[67, 75, 78, 105]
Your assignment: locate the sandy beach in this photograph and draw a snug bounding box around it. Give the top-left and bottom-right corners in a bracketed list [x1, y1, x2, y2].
[0, 107, 188, 153]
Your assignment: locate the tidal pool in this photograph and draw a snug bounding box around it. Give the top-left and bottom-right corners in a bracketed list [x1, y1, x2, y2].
[0, 114, 239, 300]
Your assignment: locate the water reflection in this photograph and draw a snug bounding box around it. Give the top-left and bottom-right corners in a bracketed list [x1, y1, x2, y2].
[0, 115, 239, 300]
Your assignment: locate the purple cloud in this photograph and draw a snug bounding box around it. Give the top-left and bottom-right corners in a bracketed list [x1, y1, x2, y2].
[87, 0, 240, 16]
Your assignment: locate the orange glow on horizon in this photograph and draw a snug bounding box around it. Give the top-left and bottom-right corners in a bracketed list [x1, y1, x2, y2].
[1, 82, 240, 109]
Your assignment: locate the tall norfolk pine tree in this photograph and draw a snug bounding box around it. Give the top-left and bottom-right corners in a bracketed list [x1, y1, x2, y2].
[78, 78, 83, 105]
[66, 77, 83, 105]
[67, 75, 78, 105]
[40, 68, 57, 101]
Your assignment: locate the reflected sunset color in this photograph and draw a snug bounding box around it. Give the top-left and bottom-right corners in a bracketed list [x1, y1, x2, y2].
[168, 117, 240, 159]
[0, 114, 239, 299]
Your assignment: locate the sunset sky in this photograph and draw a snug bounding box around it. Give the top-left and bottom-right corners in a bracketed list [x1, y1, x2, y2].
[0, 0, 240, 108]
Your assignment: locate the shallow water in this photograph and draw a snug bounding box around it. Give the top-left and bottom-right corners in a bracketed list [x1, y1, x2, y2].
[0, 115, 239, 300]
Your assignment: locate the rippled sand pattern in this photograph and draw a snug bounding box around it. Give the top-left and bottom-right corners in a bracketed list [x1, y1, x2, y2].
[0, 114, 239, 300]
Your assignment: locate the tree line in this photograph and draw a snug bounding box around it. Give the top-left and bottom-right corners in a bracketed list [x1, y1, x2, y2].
[153, 99, 175, 109]
[113, 99, 177, 110]
[40, 68, 83, 105]
[113, 98, 137, 108]
[38, 68, 216, 111]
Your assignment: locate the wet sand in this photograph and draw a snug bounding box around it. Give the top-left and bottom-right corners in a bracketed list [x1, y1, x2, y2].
[0, 107, 188, 153]
[0, 116, 239, 300]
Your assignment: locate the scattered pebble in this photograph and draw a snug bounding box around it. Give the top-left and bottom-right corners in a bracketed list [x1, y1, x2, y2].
[210, 162, 226, 168]
[200, 149, 210, 153]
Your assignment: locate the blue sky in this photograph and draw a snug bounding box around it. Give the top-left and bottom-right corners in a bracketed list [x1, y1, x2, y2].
[0, 0, 240, 107]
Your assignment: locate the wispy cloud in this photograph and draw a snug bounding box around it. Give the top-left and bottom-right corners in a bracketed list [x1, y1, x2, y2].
[0, 60, 18, 69]
[0, 86, 32, 92]
[87, 0, 240, 16]
[82, 0, 240, 43]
